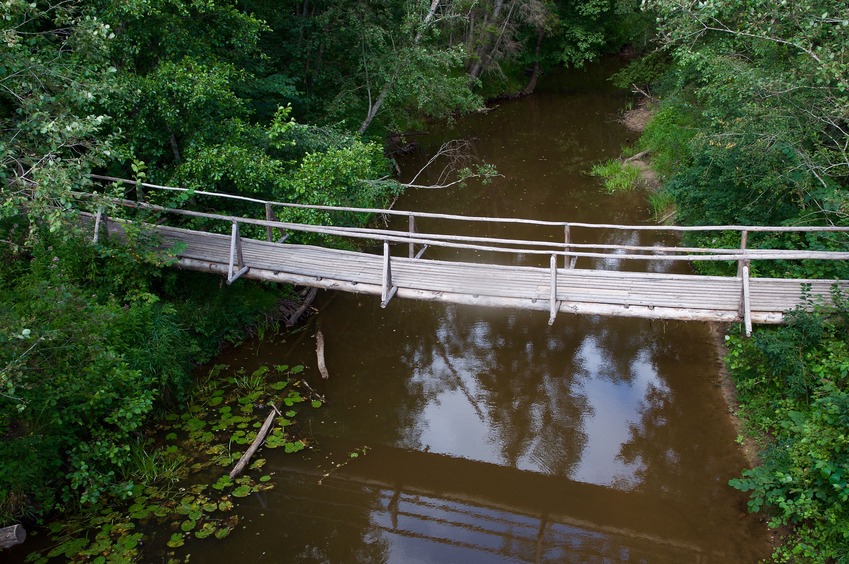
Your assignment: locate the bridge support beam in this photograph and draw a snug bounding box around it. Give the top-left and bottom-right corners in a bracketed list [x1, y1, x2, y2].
[549, 254, 561, 325]
[227, 221, 249, 284]
[381, 240, 398, 308]
[92, 207, 105, 243]
[740, 261, 752, 336]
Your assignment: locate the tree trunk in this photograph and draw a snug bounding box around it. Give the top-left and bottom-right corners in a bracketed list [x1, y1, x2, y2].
[0, 524, 26, 549]
[167, 126, 181, 164]
[358, 81, 393, 135]
[467, 0, 508, 83]
[522, 28, 545, 95]
[358, 0, 441, 134]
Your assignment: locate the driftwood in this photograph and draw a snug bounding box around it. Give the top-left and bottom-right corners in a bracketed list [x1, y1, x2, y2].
[316, 330, 329, 380]
[229, 405, 279, 479]
[286, 287, 318, 327]
[0, 524, 26, 549]
[623, 149, 651, 164]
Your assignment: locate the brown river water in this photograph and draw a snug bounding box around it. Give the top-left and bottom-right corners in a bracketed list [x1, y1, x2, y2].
[5, 63, 770, 563]
[185, 63, 771, 562]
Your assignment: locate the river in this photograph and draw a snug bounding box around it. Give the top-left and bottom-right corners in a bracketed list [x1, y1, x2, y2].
[191, 62, 771, 562]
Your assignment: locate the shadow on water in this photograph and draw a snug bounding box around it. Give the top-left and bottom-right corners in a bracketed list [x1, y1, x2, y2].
[185, 61, 771, 563]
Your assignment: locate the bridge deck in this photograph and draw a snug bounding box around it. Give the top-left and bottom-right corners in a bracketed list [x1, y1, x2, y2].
[156, 225, 845, 325]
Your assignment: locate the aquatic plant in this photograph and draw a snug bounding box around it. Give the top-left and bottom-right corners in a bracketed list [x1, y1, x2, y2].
[25, 363, 322, 562]
[589, 159, 642, 193]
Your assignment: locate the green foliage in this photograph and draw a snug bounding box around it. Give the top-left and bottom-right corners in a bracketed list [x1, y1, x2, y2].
[727, 289, 849, 561]
[647, 189, 676, 221]
[640, 0, 849, 228]
[590, 159, 642, 192]
[25, 363, 320, 561]
[0, 227, 284, 524]
[1, 0, 115, 235]
[637, 100, 699, 179]
[611, 50, 674, 92]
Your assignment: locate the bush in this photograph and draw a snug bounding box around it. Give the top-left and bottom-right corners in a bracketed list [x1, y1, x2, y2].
[0, 227, 284, 524]
[727, 288, 849, 561]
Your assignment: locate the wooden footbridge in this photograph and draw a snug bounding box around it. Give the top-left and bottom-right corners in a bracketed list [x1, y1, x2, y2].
[87, 176, 849, 335]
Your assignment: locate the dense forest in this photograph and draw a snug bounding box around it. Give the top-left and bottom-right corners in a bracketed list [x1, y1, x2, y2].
[1, 0, 847, 561]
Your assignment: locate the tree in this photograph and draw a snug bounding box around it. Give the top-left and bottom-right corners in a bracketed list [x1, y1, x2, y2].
[1, 0, 114, 235]
[643, 0, 849, 225]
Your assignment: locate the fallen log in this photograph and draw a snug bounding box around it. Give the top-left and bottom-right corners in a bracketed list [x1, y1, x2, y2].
[316, 330, 330, 380]
[1, 524, 26, 549]
[229, 405, 279, 479]
[623, 149, 651, 164]
[286, 287, 318, 327]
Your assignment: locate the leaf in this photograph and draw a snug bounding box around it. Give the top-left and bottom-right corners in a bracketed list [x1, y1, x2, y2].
[167, 533, 185, 548]
[232, 485, 251, 497]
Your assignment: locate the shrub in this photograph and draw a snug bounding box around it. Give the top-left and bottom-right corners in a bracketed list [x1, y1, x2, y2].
[0, 227, 284, 524]
[727, 288, 849, 561]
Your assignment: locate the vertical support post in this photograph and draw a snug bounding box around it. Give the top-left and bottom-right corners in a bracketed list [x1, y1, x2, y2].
[549, 254, 559, 326]
[228, 221, 238, 278]
[408, 215, 416, 259]
[381, 240, 397, 307]
[265, 203, 273, 242]
[563, 225, 572, 269]
[737, 230, 748, 278]
[741, 261, 752, 337]
[227, 220, 249, 284]
[93, 208, 103, 243]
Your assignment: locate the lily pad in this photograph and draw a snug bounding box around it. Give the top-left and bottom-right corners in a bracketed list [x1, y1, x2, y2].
[213, 475, 233, 490]
[180, 519, 197, 532]
[195, 522, 217, 539]
[232, 485, 252, 498]
[185, 418, 206, 431]
[167, 533, 185, 548]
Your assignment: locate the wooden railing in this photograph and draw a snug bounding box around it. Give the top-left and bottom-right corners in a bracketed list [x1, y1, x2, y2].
[88, 174, 849, 268]
[81, 176, 849, 334]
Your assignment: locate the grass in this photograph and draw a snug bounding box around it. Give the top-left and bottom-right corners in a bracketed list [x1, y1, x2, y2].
[589, 159, 642, 192]
[648, 190, 676, 222]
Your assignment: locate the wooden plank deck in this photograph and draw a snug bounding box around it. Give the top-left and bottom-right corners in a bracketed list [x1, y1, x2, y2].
[154, 224, 848, 325]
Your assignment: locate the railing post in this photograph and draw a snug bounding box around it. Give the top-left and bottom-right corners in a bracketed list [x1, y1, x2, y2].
[265, 203, 274, 242]
[409, 215, 416, 259]
[549, 254, 560, 325]
[381, 240, 398, 307]
[93, 207, 104, 243]
[737, 230, 748, 278]
[564, 224, 577, 269]
[228, 220, 249, 284]
[740, 261, 752, 337]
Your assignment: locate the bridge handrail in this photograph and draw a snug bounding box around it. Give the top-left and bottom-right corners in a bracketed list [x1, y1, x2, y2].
[89, 175, 849, 235]
[87, 196, 849, 263]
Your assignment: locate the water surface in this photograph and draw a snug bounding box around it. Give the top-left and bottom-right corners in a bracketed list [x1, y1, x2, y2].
[192, 63, 770, 562]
